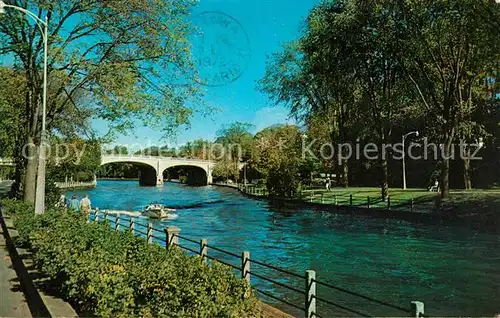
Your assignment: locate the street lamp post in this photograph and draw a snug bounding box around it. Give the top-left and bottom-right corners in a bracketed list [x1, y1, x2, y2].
[243, 162, 247, 187]
[1, 1, 48, 214]
[402, 131, 419, 190]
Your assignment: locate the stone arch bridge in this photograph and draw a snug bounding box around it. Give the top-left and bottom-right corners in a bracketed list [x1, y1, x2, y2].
[1, 156, 244, 186]
[101, 155, 244, 186]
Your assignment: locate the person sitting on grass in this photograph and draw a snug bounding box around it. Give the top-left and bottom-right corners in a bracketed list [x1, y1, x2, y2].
[428, 180, 439, 192]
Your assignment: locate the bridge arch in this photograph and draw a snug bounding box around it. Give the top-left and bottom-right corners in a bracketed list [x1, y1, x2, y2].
[99, 160, 159, 186]
[162, 164, 209, 186]
[100, 155, 214, 186]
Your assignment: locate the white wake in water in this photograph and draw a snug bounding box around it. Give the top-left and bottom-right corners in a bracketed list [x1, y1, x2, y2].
[96, 209, 179, 220]
[99, 210, 144, 217]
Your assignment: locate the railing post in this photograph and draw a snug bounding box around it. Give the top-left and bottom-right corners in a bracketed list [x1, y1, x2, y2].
[367, 196, 370, 209]
[310, 190, 314, 203]
[320, 193, 324, 204]
[95, 210, 99, 223]
[129, 217, 134, 234]
[200, 239, 208, 263]
[350, 194, 353, 206]
[115, 214, 120, 232]
[147, 222, 153, 244]
[334, 194, 337, 206]
[165, 226, 181, 247]
[387, 196, 391, 210]
[103, 211, 108, 226]
[410, 301, 424, 318]
[242, 251, 250, 284]
[410, 198, 414, 213]
[305, 270, 316, 318]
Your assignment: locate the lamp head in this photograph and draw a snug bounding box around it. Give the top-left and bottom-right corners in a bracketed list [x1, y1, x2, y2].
[0, 1, 5, 14]
[415, 131, 419, 137]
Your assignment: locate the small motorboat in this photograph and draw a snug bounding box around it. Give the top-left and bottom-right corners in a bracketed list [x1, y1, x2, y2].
[142, 204, 178, 219]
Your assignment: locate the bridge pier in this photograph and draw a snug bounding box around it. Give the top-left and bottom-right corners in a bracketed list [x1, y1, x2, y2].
[156, 173, 164, 186]
[207, 170, 213, 185]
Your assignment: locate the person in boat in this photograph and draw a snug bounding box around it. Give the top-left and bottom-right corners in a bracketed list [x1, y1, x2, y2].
[145, 202, 155, 211]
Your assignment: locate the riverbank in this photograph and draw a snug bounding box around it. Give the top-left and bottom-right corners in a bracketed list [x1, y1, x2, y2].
[67, 180, 500, 316]
[211, 183, 500, 231]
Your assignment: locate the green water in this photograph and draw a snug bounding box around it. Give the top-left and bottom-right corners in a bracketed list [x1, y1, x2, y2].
[69, 180, 500, 316]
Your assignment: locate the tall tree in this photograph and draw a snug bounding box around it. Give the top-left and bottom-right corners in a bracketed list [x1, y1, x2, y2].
[0, 67, 24, 158]
[215, 122, 254, 161]
[351, 0, 410, 200]
[0, 0, 201, 202]
[252, 124, 303, 197]
[299, 0, 361, 187]
[395, 0, 500, 197]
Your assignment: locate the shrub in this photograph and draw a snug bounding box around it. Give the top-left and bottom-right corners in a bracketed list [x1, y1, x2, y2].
[2, 199, 258, 317]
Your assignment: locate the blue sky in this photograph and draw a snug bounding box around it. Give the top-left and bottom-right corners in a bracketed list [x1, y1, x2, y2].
[103, 0, 319, 147]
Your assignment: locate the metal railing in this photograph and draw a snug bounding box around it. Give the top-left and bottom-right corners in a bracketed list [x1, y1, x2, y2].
[87, 210, 427, 318]
[55, 180, 97, 189]
[222, 183, 434, 215]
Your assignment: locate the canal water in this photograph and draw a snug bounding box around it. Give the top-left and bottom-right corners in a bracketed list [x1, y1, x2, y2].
[68, 180, 500, 316]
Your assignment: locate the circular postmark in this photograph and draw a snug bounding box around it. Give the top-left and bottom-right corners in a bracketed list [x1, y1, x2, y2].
[192, 11, 251, 87]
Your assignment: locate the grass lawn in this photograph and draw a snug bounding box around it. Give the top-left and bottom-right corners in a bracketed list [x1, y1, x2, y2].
[240, 183, 500, 228]
[298, 187, 436, 210]
[243, 183, 500, 217]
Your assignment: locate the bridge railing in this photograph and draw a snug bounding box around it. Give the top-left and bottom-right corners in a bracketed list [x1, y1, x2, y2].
[101, 154, 216, 163]
[87, 210, 426, 318]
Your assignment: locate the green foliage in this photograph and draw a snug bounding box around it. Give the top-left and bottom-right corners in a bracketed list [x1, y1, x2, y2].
[2, 199, 258, 317]
[211, 122, 255, 182]
[97, 163, 140, 179]
[252, 125, 304, 197]
[45, 174, 63, 208]
[260, 0, 500, 195]
[48, 138, 102, 182]
[0, 68, 24, 158]
[216, 122, 255, 161]
[212, 159, 240, 181]
[178, 139, 212, 159]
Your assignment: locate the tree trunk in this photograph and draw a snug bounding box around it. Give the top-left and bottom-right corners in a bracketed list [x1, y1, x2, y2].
[463, 157, 472, 190]
[23, 136, 38, 204]
[10, 160, 24, 198]
[340, 159, 349, 187]
[440, 135, 454, 198]
[380, 158, 388, 201]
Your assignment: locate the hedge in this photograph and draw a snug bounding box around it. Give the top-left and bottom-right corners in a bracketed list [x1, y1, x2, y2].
[1, 199, 259, 317]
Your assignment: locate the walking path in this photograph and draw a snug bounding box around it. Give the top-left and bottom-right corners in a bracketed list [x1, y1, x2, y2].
[0, 224, 31, 317]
